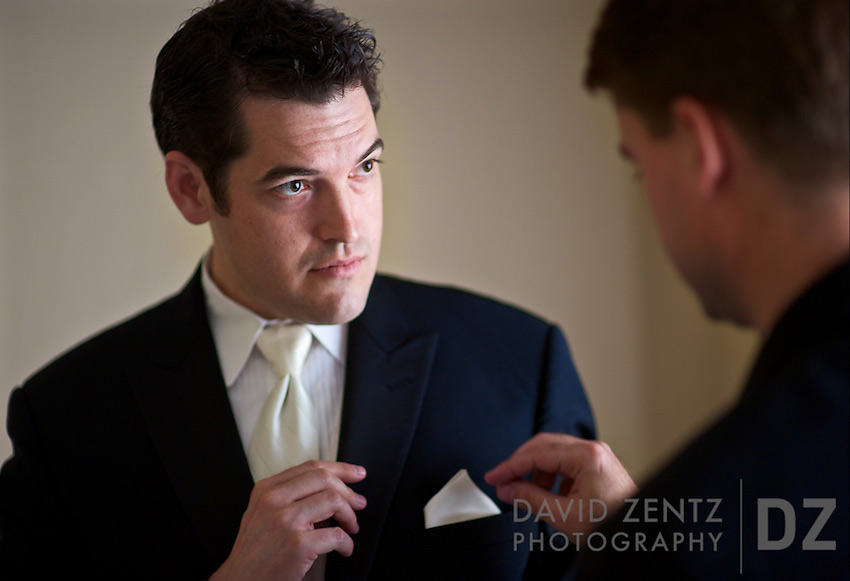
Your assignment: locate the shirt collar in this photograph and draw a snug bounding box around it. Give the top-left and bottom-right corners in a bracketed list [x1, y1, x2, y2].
[200, 258, 347, 386]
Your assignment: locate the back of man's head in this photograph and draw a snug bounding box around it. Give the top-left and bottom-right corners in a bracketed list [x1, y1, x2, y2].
[150, 0, 382, 214]
[585, 0, 849, 191]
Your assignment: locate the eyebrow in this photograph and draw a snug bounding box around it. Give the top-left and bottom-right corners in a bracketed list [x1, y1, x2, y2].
[618, 143, 634, 161]
[358, 138, 384, 164]
[257, 137, 384, 185]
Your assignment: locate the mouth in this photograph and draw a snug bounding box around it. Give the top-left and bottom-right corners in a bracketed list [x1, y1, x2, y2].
[309, 257, 364, 278]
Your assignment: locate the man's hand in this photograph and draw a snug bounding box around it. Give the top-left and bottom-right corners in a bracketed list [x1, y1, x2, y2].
[484, 433, 637, 535]
[211, 461, 368, 581]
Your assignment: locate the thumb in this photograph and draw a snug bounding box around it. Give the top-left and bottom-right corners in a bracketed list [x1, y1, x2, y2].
[495, 480, 556, 519]
[502, 481, 592, 535]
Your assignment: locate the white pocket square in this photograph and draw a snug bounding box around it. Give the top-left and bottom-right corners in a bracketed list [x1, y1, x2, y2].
[424, 469, 502, 529]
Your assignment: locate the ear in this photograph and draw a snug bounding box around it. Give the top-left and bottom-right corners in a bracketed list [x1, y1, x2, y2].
[670, 98, 728, 196]
[164, 151, 213, 225]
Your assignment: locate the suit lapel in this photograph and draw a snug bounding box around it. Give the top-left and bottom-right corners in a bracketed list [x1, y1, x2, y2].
[328, 276, 439, 579]
[126, 269, 254, 569]
[125, 271, 437, 576]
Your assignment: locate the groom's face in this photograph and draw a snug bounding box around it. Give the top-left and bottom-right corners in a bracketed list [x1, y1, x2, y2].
[205, 87, 384, 323]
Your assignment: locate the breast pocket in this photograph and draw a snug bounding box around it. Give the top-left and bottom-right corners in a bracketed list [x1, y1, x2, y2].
[410, 512, 537, 580]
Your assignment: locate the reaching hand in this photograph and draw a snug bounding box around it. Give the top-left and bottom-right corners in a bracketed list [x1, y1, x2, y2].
[485, 433, 637, 535]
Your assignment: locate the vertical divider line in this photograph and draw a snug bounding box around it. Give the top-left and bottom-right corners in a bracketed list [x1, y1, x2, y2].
[739, 478, 743, 575]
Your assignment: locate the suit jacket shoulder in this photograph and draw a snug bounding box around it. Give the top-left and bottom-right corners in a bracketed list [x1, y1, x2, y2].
[0, 269, 250, 578]
[369, 273, 563, 361]
[21, 271, 205, 396]
[374, 273, 552, 324]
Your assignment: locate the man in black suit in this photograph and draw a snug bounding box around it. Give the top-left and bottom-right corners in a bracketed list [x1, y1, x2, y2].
[487, 0, 848, 577]
[0, 0, 594, 579]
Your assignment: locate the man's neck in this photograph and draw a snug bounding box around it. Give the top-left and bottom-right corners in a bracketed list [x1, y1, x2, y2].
[738, 184, 849, 338]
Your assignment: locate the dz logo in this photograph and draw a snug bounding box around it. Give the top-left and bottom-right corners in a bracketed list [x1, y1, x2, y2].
[757, 498, 836, 551]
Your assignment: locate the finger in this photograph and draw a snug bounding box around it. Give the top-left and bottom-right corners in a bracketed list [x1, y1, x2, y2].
[329, 462, 369, 484]
[261, 466, 369, 512]
[484, 433, 559, 484]
[485, 434, 588, 485]
[485, 453, 541, 485]
[502, 480, 576, 534]
[531, 469, 557, 491]
[288, 488, 362, 535]
[308, 526, 356, 558]
[557, 475, 576, 497]
[263, 460, 367, 488]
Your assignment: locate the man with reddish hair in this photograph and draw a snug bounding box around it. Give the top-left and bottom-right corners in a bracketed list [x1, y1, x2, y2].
[489, 0, 849, 577]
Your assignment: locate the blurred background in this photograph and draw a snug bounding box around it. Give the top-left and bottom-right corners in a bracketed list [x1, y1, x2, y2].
[0, 0, 756, 482]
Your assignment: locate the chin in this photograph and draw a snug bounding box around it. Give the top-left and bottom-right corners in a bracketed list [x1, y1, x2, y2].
[309, 293, 370, 325]
[703, 304, 750, 328]
[697, 287, 749, 328]
[295, 272, 376, 324]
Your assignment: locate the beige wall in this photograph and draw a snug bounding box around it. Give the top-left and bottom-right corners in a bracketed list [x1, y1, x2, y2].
[0, 0, 756, 481]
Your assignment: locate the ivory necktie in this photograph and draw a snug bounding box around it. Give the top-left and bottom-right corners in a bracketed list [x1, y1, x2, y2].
[248, 324, 318, 482]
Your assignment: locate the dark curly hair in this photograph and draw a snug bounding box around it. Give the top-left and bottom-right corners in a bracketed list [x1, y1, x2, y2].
[585, 0, 849, 189]
[150, 0, 382, 214]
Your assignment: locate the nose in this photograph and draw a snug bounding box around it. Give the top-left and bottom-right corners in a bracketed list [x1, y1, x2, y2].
[318, 184, 358, 244]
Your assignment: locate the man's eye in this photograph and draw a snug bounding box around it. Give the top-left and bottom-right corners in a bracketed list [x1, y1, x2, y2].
[278, 180, 303, 196]
[354, 158, 381, 177]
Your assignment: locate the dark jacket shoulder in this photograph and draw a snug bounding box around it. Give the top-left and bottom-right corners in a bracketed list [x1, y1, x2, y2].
[20, 272, 205, 401]
[373, 273, 554, 333]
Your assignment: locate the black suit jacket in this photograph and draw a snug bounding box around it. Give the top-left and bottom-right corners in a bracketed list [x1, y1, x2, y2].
[0, 271, 594, 579]
[577, 262, 849, 579]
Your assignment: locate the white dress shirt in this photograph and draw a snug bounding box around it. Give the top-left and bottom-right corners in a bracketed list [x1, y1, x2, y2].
[200, 262, 347, 464]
